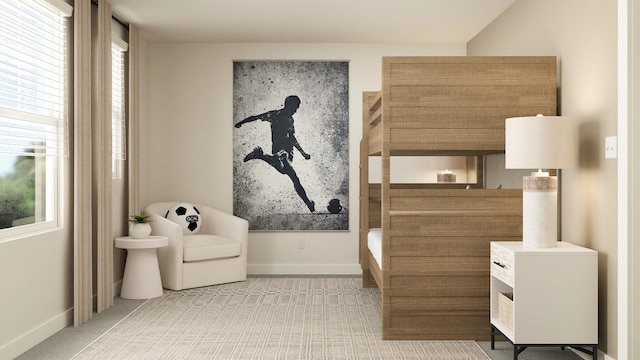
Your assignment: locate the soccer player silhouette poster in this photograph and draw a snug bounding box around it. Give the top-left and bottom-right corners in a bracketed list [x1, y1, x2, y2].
[232, 61, 349, 231]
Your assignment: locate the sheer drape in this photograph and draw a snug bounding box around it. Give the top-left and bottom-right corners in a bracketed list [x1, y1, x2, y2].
[96, 0, 113, 313]
[75, 0, 128, 325]
[73, 0, 93, 327]
[128, 24, 140, 214]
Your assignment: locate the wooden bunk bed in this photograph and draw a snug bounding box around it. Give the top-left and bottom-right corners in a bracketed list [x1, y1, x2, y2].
[360, 56, 557, 340]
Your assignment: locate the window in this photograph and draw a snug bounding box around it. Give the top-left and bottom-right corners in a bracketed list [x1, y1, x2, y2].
[0, 0, 71, 235]
[111, 40, 126, 178]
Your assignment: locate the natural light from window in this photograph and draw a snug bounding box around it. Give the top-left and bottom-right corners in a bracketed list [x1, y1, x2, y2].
[0, 0, 69, 235]
[112, 41, 126, 179]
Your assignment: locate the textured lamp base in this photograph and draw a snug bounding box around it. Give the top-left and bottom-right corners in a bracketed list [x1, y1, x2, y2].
[522, 175, 557, 248]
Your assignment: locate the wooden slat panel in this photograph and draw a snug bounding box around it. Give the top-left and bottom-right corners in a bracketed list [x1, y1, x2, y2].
[387, 314, 490, 339]
[388, 149, 503, 156]
[389, 128, 504, 152]
[368, 91, 382, 112]
[363, 91, 382, 156]
[389, 256, 489, 274]
[390, 190, 522, 212]
[369, 184, 381, 199]
[360, 93, 373, 273]
[389, 236, 521, 256]
[361, 56, 557, 341]
[390, 188, 521, 197]
[390, 215, 522, 237]
[368, 184, 381, 228]
[389, 275, 489, 297]
[369, 122, 382, 155]
[369, 106, 382, 126]
[390, 296, 489, 314]
[368, 251, 383, 289]
[390, 202, 521, 213]
[389, 106, 554, 129]
[382, 186, 522, 341]
[362, 270, 376, 288]
[369, 202, 381, 228]
[389, 236, 491, 257]
[391, 229, 522, 240]
[388, 85, 555, 107]
[387, 57, 555, 85]
[381, 56, 557, 155]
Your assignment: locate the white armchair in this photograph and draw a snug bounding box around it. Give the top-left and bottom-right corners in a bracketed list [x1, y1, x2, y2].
[143, 202, 248, 290]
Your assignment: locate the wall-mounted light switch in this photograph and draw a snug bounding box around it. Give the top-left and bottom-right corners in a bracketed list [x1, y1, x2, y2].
[605, 136, 617, 159]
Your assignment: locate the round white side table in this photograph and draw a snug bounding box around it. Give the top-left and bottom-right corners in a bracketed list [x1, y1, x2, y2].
[115, 236, 168, 299]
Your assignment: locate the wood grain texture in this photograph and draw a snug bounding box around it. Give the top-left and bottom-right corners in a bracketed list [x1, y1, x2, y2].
[389, 275, 489, 297]
[360, 92, 377, 288]
[360, 56, 556, 340]
[368, 252, 383, 290]
[366, 56, 556, 156]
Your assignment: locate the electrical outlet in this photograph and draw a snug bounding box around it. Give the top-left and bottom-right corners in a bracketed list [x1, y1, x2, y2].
[297, 237, 305, 249]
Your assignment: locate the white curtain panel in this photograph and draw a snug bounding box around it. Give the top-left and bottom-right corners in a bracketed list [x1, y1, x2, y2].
[73, 0, 93, 327]
[96, 0, 114, 314]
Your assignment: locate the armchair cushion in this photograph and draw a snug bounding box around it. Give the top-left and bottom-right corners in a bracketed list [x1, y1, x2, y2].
[165, 203, 202, 234]
[182, 234, 242, 262]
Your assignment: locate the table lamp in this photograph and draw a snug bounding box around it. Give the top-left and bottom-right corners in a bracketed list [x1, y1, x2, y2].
[505, 114, 577, 248]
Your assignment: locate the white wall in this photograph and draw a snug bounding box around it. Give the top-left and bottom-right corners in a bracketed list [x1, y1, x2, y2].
[141, 43, 465, 275]
[468, 0, 618, 357]
[625, 0, 640, 356]
[0, 160, 73, 360]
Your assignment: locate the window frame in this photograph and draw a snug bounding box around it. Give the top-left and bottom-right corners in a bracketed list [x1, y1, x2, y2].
[0, 0, 71, 241]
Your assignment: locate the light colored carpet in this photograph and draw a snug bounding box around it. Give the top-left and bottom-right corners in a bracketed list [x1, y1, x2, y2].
[71, 277, 490, 359]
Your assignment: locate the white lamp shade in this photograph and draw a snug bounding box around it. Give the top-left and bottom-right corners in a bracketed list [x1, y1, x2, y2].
[505, 115, 577, 169]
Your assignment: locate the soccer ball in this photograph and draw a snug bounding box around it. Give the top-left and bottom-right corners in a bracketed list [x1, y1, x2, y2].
[327, 199, 343, 214]
[165, 203, 201, 234]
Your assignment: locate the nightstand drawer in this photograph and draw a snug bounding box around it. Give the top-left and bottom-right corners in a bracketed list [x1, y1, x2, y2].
[491, 243, 514, 286]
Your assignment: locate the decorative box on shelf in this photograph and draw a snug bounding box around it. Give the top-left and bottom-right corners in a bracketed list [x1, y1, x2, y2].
[498, 292, 513, 334]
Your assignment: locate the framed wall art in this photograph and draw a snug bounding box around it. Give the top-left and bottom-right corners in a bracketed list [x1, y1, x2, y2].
[232, 61, 349, 231]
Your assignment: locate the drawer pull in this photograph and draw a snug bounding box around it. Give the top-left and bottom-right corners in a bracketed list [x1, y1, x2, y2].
[493, 261, 506, 268]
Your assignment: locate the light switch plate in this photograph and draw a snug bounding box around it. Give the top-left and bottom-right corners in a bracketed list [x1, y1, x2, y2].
[605, 136, 617, 159]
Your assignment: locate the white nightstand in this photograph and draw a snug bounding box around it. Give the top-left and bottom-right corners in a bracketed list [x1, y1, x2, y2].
[489, 241, 598, 360]
[115, 236, 168, 299]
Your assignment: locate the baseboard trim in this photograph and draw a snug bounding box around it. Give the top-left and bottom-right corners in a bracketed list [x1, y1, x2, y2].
[0, 307, 73, 360]
[248, 263, 361, 275]
[1, 279, 125, 360]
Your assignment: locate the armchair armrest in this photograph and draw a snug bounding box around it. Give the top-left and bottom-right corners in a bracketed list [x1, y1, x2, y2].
[145, 208, 185, 290]
[197, 205, 249, 257]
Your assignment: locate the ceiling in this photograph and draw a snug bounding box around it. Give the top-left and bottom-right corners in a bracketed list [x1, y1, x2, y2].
[109, 0, 517, 44]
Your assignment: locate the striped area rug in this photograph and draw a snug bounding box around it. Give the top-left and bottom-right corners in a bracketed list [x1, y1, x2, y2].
[72, 277, 489, 359]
